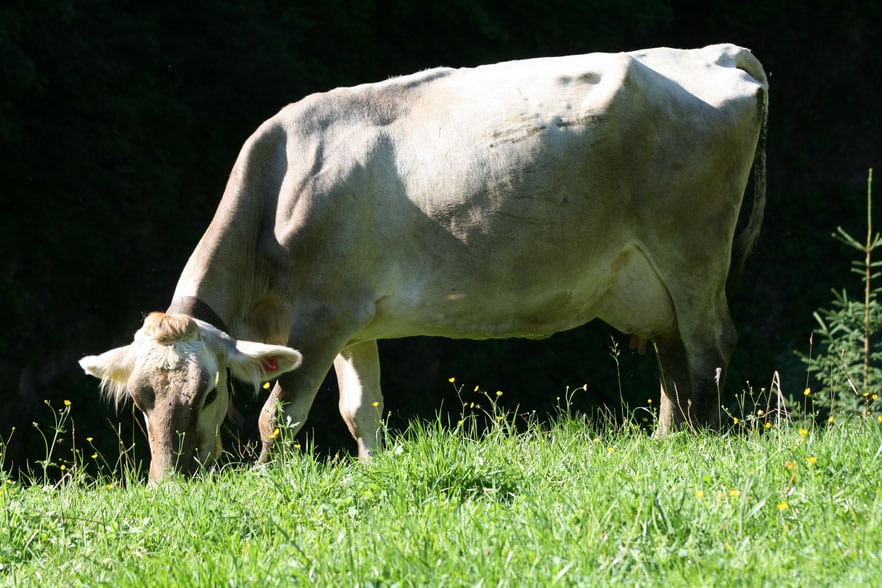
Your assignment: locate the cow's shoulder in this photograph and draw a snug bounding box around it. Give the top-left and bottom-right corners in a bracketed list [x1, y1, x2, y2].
[266, 67, 456, 135]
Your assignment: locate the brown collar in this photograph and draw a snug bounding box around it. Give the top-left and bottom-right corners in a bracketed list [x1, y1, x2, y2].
[167, 296, 230, 334]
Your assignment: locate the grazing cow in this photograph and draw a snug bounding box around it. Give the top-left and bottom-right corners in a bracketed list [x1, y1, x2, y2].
[80, 44, 768, 483]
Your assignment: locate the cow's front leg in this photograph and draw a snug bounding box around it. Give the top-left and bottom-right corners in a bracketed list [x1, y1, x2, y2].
[334, 340, 383, 460]
[257, 342, 340, 463]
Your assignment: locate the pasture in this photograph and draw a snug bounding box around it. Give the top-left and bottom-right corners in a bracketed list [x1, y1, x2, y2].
[2, 392, 881, 586]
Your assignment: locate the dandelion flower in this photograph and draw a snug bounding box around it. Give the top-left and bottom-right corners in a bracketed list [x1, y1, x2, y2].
[803, 387, 811, 396]
[448, 377, 456, 383]
[827, 415, 835, 424]
[777, 502, 789, 511]
[729, 489, 741, 498]
[695, 490, 705, 499]
[764, 422, 772, 430]
[60, 464, 66, 471]
[877, 415, 882, 424]
[798, 428, 808, 436]
[785, 460, 796, 470]
[873, 394, 879, 401]
[806, 456, 817, 465]
[607, 447, 615, 454]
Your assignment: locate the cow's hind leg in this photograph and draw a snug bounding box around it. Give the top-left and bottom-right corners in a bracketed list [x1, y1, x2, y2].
[334, 340, 383, 460]
[653, 301, 736, 438]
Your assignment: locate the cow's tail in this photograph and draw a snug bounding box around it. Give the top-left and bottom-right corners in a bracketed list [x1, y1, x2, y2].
[727, 84, 768, 293]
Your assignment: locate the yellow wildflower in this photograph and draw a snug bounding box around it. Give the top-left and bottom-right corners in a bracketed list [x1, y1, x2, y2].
[729, 489, 741, 498]
[803, 387, 811, 396]
[777, 502, 789, 511]
[764, 422, 772, 430]
[262, 382, 271, 390]
[371, 401, 379, 408]
[733, 417, 740, 425]
[496, 390, 503, 397]
[877, 415, 882, 424]
[695, 490, 705, 499]
[798, 428, 808, 436]
[63, 400, 72, 407]
[806, 456, 817, 465]
[269, 428, 280, 439]
[91, 453, 98, 459]
[827, 415, 835, 423]
[757, 409, 765, 416]
[448, 377, 456, 383]
[86, 437, 94, 443]
[785, 460, 796, 470]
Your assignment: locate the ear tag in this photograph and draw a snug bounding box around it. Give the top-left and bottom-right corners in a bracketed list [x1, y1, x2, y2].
[262, 357, 279, 372]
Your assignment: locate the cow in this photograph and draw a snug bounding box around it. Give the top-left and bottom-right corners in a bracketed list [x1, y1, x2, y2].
[80, 43, 768, 483]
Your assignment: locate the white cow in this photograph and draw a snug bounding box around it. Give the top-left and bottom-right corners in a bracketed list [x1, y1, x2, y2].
[80, 44, 768, 483]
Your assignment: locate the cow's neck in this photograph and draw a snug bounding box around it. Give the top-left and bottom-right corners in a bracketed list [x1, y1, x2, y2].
[169, 124, 289, 343]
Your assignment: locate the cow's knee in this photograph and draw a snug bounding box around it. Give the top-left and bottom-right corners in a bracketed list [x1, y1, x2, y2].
[257, 376, 319, 463]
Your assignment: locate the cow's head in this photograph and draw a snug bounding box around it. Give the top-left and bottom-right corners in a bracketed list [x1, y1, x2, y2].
[79, 312, 302, 484]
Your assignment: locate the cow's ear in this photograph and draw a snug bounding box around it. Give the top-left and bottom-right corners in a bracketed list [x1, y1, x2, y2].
[79, 345, 135, 404]
[228, 340, 302, 385]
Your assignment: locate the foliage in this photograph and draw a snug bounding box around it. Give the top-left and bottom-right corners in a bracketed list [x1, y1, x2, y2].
[802, 170, 882, 418]
[3, 397, 882, 585]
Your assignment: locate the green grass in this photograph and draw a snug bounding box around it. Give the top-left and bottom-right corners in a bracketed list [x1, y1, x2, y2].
[3, 400, 882, 587]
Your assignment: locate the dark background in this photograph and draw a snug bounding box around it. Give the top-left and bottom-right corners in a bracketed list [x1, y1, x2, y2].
[2, 0, 880, 476]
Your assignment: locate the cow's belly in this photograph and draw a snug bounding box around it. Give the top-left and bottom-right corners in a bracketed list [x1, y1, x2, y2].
[358, 243, 676, 343]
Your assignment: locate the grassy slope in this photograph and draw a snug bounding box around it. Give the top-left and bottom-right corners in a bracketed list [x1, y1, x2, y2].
[2, 410, 882, 587]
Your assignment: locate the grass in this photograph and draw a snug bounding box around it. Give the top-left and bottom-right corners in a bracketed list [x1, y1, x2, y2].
[3, 392, 882, 587]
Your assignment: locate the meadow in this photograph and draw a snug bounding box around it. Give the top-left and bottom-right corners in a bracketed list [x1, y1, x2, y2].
[2, 388, 881, 587]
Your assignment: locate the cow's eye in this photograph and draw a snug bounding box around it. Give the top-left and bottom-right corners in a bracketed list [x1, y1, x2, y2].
[204, 388, 218, 407]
